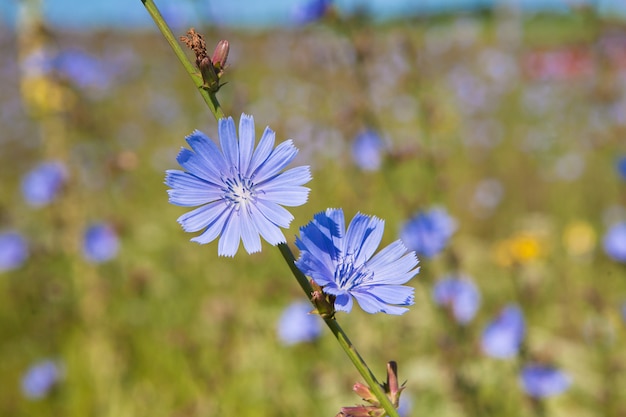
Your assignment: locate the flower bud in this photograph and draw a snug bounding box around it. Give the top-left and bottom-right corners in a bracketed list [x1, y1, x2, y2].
[211, 40, 229, 76]
[353, 383, 377, 403]
[385, 361, 405, 406]
[339, 405, 384, 417]
[198, 56, 218, 91]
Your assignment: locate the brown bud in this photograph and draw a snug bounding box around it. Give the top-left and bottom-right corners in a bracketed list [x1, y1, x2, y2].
[198, 56, 218, 90]
[385, 361, 404, 406]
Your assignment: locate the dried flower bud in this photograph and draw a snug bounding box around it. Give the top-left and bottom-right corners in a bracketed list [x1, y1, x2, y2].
[180, 29, 227, 92]
[211, 40, 229, 76]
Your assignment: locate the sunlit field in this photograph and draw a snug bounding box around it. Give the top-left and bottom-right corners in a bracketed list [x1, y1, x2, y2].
[1, 5, 626, 417]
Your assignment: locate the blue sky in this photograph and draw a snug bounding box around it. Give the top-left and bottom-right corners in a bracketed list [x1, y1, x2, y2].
[0, 0, 625, 30]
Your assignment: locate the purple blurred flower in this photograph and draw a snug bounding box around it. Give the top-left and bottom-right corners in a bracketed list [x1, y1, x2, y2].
[55, 49, 113, 90]
[351, 130, 385, 171]
[21, 360, 61, 399]
[20, 49, 55, 77]
[277, 300, 322, 345]
[400, 207, 457, 258]
[21, 161, 67, 207]
[432, 275, 480, 324]
[481, 304, 525, 359]
[617, 155, 626, 181]
[0, 231, 29, 272]
[397, 394, 412, 417]
[520, 364, 571, 398]
[603, 222, 626, 263]
[296, 209, 419, 315]
[291, 0, 332, 25]
[82, 223, 119, 263]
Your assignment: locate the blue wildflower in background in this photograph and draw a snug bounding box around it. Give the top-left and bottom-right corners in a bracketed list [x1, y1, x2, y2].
[400, 207, 457, 258]
[603, 222, 626, 263]
[21, 360, 62, 399]
[291, 0, 332, 25]
[277, 300, 322, 345]
[520, 364, 571, 398]
[481, 304, 525, 359]
[20, 48, 55, 77]
[397, 394, 413, 417]
[296, 208, 419, 315]
[432, 275, 480, 324]
[82, 223, 119, 263]
[21, 161, 67, 207]
[166, 114, 311, 257]
[0, 231, 29, 272]
[55, 49, 113, 90]
[616, 155, 626, 181]
[351, 130, 385, 171]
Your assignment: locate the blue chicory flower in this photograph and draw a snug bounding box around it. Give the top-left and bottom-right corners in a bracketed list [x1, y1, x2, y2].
[603, 222, 626, 263]
[21, 161, 67, 207]
[296, 208, 419, 315]
[21, 360, 62, 399]
[520, 364, 571, 398]
[481, 304, 525, 359]
[0, 231, 29, 272]
[166, 114, 311, 257]
[82, 223, 119, 263]
[351, 130, 385, 171]
[291, 0, 332, 25]
[432, 275, 480, 324]
[277, 300, 322, 346]
[400, 207, 457, 258]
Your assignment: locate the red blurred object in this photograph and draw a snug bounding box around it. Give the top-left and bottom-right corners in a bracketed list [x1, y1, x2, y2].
[523, 47, 595, 81]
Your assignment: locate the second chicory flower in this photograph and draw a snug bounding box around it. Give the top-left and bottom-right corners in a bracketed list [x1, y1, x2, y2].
[296, 208, 419, 315]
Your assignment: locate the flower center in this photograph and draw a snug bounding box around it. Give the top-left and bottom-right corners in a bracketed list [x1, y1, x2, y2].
[223, 175, 256, 210]
[335, 252, 374, 289]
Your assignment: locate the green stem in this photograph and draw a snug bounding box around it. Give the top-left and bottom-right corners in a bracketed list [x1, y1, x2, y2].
[277, 243, 313, 295]
[141, 2, 397, 414]
[140, 0, 225, 120]
[324, 318, 399, 417]
[278, 243, 400, 417]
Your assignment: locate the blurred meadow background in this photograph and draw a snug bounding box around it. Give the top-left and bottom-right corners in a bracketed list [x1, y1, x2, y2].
[1, 0, 626, 416]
